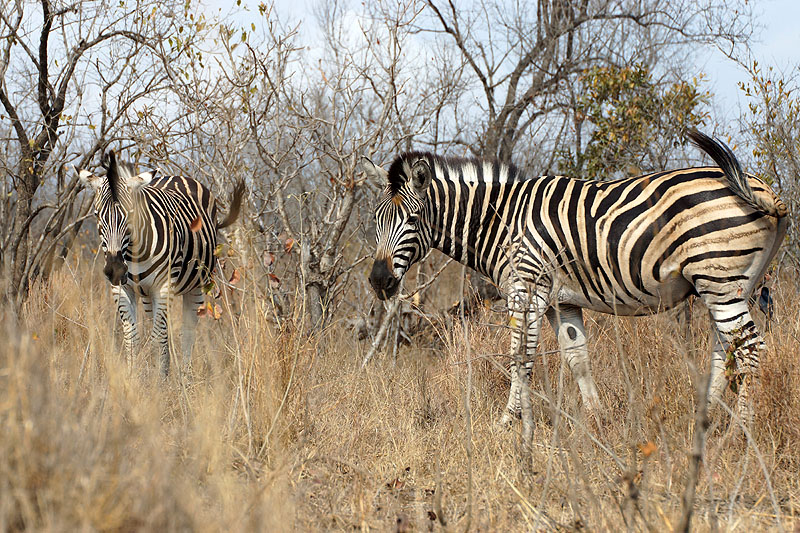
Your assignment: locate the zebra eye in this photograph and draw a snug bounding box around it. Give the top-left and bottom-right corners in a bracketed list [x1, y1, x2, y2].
[407, 215, 418, 230]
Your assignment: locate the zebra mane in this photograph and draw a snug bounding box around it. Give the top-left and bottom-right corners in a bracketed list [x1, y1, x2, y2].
[102, 150, 122, 204]
[101, 150, 141, 203]
[386, 151, 524, 196]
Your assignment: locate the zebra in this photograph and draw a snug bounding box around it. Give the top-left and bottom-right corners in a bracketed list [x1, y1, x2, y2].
[79, 150, 245, 377]
[365, 131, 788, 425]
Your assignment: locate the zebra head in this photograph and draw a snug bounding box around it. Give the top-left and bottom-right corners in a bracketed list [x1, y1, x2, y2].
[78, 151, 136, 286]
[363, 154, 433, 300]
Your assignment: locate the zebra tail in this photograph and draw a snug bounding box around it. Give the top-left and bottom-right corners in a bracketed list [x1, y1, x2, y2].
[688, 129, 788, 218]
[217, 179, 246, 229]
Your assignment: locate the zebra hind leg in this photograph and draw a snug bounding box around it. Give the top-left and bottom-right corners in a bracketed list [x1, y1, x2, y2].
[546, 306, 602, 415]
[150, 289, 173, 379]
[703, 299, 765, 427]
[708, 327, 729, 407]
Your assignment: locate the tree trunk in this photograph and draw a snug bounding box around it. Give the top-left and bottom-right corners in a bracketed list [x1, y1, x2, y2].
[305, 282, 326, 329]
[9, 165, 37, 303]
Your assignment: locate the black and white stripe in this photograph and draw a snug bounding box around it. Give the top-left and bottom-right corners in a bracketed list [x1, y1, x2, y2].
[366, 131, 788, 423]
[80, 151, 245, 377]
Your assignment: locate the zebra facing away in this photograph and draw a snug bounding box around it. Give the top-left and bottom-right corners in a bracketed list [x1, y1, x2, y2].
[365, 131, 788, 425]
[79, 151, 245, 377]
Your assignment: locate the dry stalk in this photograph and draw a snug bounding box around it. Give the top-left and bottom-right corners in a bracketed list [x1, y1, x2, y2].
[457, 265, 474, 531]
[676, 369, 710, 533]
[434, 448, 448, 529]
[360, 297, 402, 369]
[715, 400, 785, 532]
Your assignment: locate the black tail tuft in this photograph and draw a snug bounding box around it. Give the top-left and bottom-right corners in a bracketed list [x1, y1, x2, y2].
[218, 179, 246, 229]
[688, 129, 786, 217]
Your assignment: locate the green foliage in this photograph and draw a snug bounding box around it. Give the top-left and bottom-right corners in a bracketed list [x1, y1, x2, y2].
[740, 61, 800, 188]
[740, 61, 800, 253]
[561, 64, 709, 179]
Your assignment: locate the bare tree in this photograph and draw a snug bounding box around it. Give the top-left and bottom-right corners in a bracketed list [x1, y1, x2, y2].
[422, 0, 752, 167]
[0, 0, 205, 308]
[222, 1, 461, 329]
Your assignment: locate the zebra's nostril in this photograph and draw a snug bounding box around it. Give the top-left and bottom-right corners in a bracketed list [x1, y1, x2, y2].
[369, 260, 398, 297]
[103, 252, 128, 285]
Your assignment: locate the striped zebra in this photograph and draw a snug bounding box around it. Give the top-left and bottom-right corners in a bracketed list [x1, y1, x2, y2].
[365, 131, 788, 424]
[79, 151, 245, 377]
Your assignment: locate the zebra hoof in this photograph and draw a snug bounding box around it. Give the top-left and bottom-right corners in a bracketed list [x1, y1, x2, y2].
[498, 409, 521, 427]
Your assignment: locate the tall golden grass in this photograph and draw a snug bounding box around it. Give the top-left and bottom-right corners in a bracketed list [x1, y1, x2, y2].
[1, 254, 798, 531]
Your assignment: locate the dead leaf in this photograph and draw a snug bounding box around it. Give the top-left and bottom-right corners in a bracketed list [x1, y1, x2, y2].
[190, 216, 202, 232]
[197, 304, 208, 317]
[268, 273, 280, 290]
[284, 238, 294, 253]
[262, 250, 275, 267]
[212, 304, 222, 320]
[229, 269, 241, 284]
[637, 441, 657, 458]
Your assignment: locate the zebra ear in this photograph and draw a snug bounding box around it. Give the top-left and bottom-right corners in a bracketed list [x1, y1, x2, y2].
[126, 171, 152, 193]
[410, 159, 431, 197]
[361, 157, 388, 184]
[77, 167, 103, 191]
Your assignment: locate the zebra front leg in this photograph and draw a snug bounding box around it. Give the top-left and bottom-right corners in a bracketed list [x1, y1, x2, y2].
[500, 343, 523, 426]
[546, 306, 601, 414]
[181, 288, 204, 372]
[500, 290, 527, 425]
[111, 284, 140, 369]
[150, 289, 173, 379]
[499, 288, 547, 439]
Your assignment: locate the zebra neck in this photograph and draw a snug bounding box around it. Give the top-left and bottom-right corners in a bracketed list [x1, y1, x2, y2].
[428, 177, 516, 280]
[125, 193, 153, 259]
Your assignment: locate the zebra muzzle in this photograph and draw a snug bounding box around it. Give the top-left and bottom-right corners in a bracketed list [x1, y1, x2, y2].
[103, 251, 129, 286]
[369, 259, 399, 300]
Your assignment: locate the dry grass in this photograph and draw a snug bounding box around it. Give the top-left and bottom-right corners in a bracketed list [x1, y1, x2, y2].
[2, 255, 799, 531]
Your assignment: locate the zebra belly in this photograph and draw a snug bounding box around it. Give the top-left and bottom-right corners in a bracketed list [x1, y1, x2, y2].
[126, 259, 204, 297]
[555, 274, 693, 316]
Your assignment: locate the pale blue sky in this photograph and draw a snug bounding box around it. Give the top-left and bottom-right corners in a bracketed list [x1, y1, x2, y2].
[702, 0, 800, 121]
[213, 0, 800, 130]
